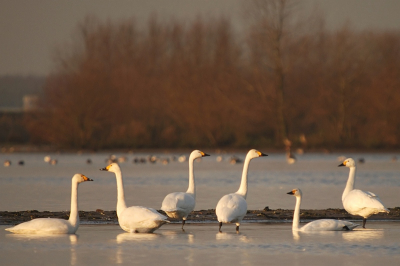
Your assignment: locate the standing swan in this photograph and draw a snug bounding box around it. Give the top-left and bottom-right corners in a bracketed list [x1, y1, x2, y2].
[216, 149, 267, 233]
[161, 150, 210, 230]
[339, 158, 389, 228]
[5, 174, 93, 234]
[100, 163, 168, 233]
[287, 188, 358, 231]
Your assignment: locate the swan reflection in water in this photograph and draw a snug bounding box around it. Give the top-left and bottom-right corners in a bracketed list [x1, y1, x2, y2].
[116, 232, 159, 243]
[116, 230, 194, 264]
[6, 234, 78, 265]
[342, 229, 384, 242]
[216, 231, 250, 242]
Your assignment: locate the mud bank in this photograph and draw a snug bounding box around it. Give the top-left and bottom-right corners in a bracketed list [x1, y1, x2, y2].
[1, 208, 399, 225]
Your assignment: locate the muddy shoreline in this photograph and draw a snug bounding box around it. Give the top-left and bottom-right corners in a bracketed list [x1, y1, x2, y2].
[1, 208, 399, 225]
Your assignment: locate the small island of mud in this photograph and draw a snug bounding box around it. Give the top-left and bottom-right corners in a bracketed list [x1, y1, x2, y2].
[1, 207, 400, 225]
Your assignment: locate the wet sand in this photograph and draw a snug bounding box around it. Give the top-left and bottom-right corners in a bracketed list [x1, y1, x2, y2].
[1, 208, 399, 225]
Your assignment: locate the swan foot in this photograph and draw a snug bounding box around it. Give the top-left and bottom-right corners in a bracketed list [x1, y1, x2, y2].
[362, 218, 367, 228]
[219, 222, 222, 232]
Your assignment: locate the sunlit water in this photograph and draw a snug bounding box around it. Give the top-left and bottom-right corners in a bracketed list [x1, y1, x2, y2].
[1, 223, 400, 265]
[1, 151, 400, 265]
[0, 151, 399, 211]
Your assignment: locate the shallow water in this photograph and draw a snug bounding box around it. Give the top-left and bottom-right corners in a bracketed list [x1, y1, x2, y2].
[1, 222, 400, 265]
[0, 151, 399, 212]
[1, 151, 400, 265]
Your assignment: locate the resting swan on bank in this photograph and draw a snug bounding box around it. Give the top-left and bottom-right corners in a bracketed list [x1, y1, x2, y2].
[5, 174, 93, 234]
[287, 188, 358, 231]
[100, 163, 168, 233]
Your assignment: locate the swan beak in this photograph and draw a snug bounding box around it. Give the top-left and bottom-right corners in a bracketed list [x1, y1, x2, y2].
[201, 152, 210, 157]
[338, 162, 346, 167]
[287, 191, 294, 195]
[100, 165, 111, 171]
[257, 151, 268, 157]
[82, 175, 93, 181]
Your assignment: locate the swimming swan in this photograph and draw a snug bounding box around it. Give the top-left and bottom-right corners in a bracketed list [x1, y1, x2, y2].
[100, 163, 168, 233]
[5, 174, 93, 234]
[216, 149, 267, 233]
[339, 158, 389, 228]
[161, 150, 210, 229]
[287, 188, 358, 231]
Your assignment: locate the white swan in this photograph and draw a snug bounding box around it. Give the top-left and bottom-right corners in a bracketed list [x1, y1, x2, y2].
[287, 188, 358, 231]
[339, 158, 389, 228]
[216, 149, 267, 232]
[161, 150, 210, 229]
[5, 174, 93, 234]
[100, 163, 168, 233]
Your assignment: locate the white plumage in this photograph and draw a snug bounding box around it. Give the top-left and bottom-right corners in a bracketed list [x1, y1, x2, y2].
[161, 150, 209, 229]
[216, 149, 267, 232]
[339, 158, 389, 228]
[5, 174, 93, 234]
[287, 188, 358, 231]
[100, 163, 168, 233]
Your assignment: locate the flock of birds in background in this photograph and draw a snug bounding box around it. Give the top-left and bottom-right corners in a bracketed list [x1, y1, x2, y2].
[3, 146, 391, 235]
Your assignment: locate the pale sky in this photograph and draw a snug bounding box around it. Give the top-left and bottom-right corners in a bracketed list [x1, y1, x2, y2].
[1, 0, 399, 76]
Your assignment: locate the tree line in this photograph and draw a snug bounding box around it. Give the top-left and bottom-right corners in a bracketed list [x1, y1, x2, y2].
[23, 0, 400, 150]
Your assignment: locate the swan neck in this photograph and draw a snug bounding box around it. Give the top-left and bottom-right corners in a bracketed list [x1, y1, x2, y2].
[342, 166, 356, 201]
[292, 196, 301, 231]
[68, 179, 79, 228]
[236, 156, 252, 199]
[186, 156, 196, 197]
[115, 170, 127, 217]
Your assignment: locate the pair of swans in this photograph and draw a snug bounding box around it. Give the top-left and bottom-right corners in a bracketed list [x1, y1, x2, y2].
[165, 148, 268, 233]
[6, 174, 93, 234]
[287, 157, 389, 231]
[101, 149, 210, 233]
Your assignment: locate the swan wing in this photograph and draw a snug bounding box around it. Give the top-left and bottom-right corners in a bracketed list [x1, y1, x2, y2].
[5, 218, 72, 234]
[161, 192, 195, 215]
[301, 219, 358, 231]
[344, 189, 389, 216]
[216, 194, 247, 223]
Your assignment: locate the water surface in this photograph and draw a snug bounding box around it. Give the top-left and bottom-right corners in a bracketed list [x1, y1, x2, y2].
[1, 222, 400, 265]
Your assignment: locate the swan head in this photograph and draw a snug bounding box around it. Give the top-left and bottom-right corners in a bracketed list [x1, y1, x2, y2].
[100, 162, 121, 173]
[338, 158, 356, 168]
[246, 149, 268, 160]
[189, 150, 210, 160]
[73, 173, 93, 183]
[287, 188, 302, 197]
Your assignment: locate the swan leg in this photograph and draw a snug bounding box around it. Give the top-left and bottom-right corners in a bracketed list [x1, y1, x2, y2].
[343, 225, 350, 231]
[236, 225, 239, 233]
[362, 218, 367, 228]
[219, 222, 222, 232]
[182, 220, 185, 231]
